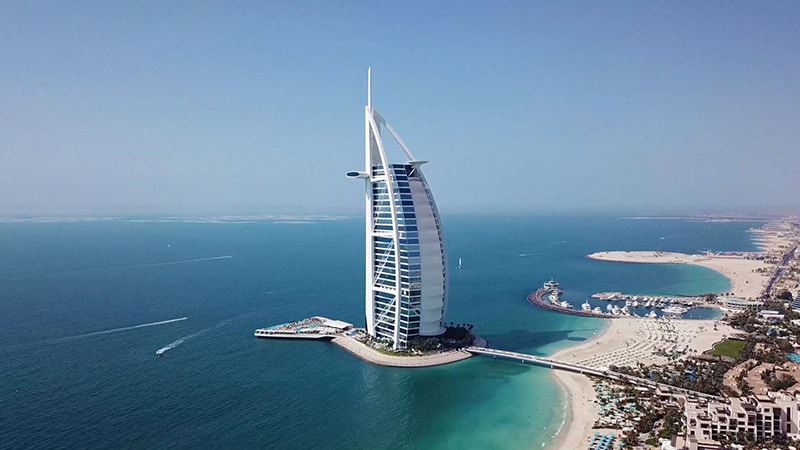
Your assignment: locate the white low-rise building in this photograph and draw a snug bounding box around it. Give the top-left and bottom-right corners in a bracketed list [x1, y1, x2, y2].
[684, 391, 800, 443]
[719, 297, 764, 312]
[758, 310, 785, 323]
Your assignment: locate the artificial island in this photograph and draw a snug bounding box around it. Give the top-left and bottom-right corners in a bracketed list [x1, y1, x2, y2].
[255, 68, 482, 367]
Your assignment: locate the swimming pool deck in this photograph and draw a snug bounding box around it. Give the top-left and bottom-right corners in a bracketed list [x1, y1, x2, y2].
[331, 336, 473, 368]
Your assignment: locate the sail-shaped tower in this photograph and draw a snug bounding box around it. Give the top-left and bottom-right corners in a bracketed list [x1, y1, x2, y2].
[346, 68, 448, 351]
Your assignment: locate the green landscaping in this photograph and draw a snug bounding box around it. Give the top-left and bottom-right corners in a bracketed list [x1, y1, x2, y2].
[708, 339, 746, 358]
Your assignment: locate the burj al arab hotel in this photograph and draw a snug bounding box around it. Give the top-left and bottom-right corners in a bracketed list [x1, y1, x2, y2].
[346, 69, 448, 351]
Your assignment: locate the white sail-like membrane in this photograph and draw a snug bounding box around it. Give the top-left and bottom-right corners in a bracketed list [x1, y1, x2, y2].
[410, 179, 446, 336]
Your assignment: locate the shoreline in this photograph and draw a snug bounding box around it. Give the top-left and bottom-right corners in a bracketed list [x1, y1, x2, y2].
[547, 319, 610, 450]
[331, 336, 473, 368]
[587, 251, 771, 299]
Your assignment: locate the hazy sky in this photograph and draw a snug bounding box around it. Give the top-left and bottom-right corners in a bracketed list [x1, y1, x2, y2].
[1, 1, 799, 215]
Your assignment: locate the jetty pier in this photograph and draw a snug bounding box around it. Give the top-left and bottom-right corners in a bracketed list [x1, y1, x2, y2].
[528, 288, 617, 319]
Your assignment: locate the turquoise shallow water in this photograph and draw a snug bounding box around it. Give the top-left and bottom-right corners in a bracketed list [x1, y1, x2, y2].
[0, 215, 760, 449]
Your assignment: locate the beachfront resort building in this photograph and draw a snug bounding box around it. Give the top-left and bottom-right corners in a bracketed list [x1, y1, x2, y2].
[683, 391, 800, 444]
[346, 68, 448, 351]
[719, 297, 764, 313]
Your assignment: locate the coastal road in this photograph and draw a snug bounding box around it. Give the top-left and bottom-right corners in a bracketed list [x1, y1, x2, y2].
[761, 244, 797, 298]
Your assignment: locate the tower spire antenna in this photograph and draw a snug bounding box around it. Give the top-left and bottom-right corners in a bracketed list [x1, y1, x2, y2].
[367, 66, 372, 111]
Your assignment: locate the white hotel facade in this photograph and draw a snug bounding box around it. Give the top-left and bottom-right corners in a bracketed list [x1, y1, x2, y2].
[684, 392, 800, 445]
[347, 69, 448, 351]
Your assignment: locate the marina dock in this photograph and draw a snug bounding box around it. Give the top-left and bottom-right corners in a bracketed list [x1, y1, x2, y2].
[528, 287, 616, 319]
[528, 280, 706, 319]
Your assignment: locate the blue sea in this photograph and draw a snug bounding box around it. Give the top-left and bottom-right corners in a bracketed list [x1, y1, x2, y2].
[0, 215, 762, 449]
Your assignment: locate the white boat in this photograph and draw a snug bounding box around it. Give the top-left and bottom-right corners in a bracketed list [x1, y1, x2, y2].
[582, 301, 592, 311]
[606, 304, 613, 311]
[543, 279, 562, 293]
[647, 311, 658, 319]
[593, 307, 603, 314]
[621, 306, 631, 316]
[632, 300, 639, 307]
[549, 292, 561, 304]
[457, 258, 463, 270]
[625, 299, 633, 307]
[559, 301, 573, 309]
[662, 305, 688, 315]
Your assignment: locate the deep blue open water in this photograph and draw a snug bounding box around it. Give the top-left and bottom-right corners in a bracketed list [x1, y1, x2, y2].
[0, 215, 761, 449]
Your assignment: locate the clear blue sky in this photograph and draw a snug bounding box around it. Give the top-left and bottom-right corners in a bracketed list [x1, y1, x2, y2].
[1, 1, 798, 215]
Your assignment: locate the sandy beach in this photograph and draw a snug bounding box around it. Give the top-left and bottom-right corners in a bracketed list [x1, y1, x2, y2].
[587, 251, 771, 299]
[547, 317, 735, 449]
[750, 226, 796, 253]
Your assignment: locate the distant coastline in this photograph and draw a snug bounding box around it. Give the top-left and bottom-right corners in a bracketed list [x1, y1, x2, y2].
[586, 251, 769, 299]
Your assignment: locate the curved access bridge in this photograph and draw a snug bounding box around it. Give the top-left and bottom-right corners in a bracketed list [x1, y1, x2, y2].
[466, 346, 722, 402]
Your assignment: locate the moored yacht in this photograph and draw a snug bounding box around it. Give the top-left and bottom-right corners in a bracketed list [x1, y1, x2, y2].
[543, 279, 562, 293]
[662, 305, 688, 315]
[582, 300, 592, 312]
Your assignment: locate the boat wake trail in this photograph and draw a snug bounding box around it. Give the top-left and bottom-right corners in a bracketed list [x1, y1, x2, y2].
[54, 317, 188, 343]
[155, 320, 230, 357]
[156, 339, 184, 356]
[0, 256, 233, 284]
[126, 255, 233, 269]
